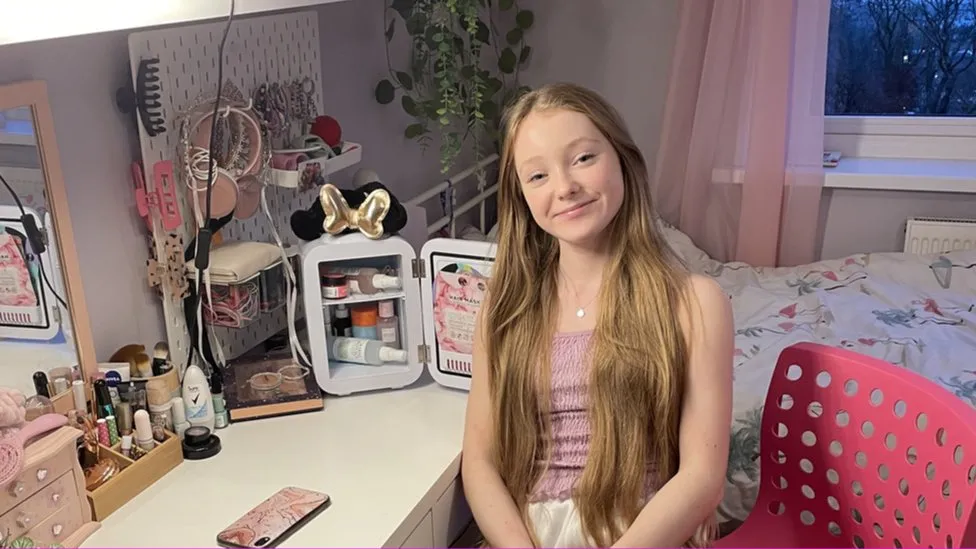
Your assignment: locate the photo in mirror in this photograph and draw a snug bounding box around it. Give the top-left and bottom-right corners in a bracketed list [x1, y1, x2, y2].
[0, 105, 80, 397]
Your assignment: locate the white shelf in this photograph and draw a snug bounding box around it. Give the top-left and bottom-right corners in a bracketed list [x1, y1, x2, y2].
[271, 141, 362, 188]
[321, 290, 405, 307]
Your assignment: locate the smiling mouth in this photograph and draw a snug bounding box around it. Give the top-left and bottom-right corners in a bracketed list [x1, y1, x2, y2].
[555, 199, 596, 217]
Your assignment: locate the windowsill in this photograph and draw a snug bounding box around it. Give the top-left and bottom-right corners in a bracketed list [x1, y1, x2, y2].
[711, 158, 976, 194]
[824, 157, 976, 193]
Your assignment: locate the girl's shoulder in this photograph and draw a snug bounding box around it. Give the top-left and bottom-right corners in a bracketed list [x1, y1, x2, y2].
[677, 273, 733, 347]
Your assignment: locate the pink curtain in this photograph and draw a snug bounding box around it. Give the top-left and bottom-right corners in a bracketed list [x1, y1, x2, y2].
[652, 0, 831, 267]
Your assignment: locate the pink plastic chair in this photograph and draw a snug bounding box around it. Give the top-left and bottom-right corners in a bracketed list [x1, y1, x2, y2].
[715, 342, 976, 548]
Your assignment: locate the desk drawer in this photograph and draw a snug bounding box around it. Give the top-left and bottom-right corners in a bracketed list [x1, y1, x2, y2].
[0, 445, 74, 515]
[400, 510, 433, 548]
[0, 471, 75, 543]
[432, 477, 472, 547]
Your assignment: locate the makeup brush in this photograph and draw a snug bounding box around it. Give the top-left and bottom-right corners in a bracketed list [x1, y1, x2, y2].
[152, 342, 171, 376]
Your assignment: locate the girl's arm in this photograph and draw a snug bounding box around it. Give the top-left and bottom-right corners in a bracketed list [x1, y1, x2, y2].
[613, 274, 734, 548]
[461, 304, 536, 548]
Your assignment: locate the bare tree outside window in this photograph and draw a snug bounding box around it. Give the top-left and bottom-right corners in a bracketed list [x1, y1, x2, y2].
[826, 0, 976, 116]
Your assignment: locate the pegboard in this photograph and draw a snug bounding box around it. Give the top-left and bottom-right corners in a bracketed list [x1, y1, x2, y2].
[128, 11, 324, 371]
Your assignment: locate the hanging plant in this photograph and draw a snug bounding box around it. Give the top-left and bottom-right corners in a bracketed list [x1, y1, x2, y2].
[375, 0, 534, 173]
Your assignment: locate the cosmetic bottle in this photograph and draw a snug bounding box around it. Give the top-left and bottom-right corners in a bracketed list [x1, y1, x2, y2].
[32, 372, 49, 398]
[211, 370, 229, 430]
[376, 300, 400, 349]
[350, 303, 378, 339]
[336, 267, 401, 294]
[332, 305, 352, 337]
[321, 272, 348, 300]
[71, 380, 86, 413]
[170, 397, 190, 439]
[328, 336, 408, 365]
[181, 364, 215, 431]
[93, 379, 114, 418]
[133, 409, 154, 451]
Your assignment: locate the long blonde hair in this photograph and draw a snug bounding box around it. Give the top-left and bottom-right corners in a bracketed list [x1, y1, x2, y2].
[484, 83, 716, 548]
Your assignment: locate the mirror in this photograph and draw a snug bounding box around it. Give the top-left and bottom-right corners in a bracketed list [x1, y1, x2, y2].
[0, 81, 96, 404]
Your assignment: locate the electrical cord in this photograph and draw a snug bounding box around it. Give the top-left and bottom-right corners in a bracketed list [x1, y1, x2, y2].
[190, 0, 236, 376]
[0, 171, 69, 309]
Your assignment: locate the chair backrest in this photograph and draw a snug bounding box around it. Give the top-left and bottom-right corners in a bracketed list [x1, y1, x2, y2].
[756, 342, 976, 548]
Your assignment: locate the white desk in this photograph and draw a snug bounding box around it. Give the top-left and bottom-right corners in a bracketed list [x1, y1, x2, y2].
[81, 380, 472, 548]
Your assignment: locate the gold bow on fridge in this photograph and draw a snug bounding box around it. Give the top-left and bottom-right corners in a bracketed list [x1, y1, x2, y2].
[318, 183, 391, 240]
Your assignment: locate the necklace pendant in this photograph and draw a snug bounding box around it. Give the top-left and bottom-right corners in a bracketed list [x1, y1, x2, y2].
[576, 308, 585, 318]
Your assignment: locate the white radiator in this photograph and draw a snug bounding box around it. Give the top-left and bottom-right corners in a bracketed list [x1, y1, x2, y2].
[903, 217, 976, 254]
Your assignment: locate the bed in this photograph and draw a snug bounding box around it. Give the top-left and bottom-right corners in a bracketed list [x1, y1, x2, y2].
[407, 158, 976, 524]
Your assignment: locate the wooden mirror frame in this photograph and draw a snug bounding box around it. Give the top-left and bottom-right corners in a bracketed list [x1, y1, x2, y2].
[0, 80, 97, 382]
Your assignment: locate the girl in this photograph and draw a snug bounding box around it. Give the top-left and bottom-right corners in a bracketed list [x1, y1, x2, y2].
[461, 83, 734, 548]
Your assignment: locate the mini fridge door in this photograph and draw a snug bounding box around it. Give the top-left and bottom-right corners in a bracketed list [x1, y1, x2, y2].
[418, 237, 496, 391]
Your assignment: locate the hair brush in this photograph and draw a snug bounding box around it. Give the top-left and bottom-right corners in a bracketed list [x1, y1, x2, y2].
[116, 57, 166, 137]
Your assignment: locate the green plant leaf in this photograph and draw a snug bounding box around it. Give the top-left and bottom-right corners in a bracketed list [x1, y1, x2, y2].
[401, 95, 420, 116]
[391, 0, 416, 20]
[499, 0, 514, 10]
[406, 13, 426, 35]
[515, 9, 534, 30]
[405, 123, 425, 138]
[482, 99, 499, 121]
[475, 20, 490, 43]
[385, 19, 396, 42]
[461, 65, 476, 79]
[375, 79, 396, 105]
[486, 77, 503, 96]
[396, 71, 414, 90]
[519, 45, 532, 65]
[506, 28, 522, 45]
[498, 47, 517, 74]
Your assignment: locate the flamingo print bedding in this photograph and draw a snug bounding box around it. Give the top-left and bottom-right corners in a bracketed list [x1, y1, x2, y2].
[658, 222, 976, 524]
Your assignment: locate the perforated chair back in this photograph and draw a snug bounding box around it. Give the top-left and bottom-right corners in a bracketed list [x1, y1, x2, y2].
[715, 342, 976, 548]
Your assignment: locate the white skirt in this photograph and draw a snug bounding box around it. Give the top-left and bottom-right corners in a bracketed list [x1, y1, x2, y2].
[526, 499, 587, 548]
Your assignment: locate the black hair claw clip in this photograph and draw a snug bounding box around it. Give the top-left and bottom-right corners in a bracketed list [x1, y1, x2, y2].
[116, 57, 166, 137]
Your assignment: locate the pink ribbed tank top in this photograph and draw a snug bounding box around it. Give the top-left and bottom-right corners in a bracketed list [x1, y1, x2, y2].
[528, 330, 658, 503]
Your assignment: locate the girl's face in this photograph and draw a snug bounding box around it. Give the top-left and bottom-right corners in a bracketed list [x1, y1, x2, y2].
[511, 108, 625, 249]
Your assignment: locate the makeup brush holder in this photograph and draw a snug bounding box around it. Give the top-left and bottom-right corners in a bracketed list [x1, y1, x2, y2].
[85, 430, 183, 521]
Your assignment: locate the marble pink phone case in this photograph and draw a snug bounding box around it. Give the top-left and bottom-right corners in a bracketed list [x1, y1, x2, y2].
[216, 487, 330, 548]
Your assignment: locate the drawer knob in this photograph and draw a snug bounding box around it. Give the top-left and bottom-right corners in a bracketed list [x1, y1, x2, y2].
[16, 513, 31, 529]
[8, 481, 24, 497]
[51, 524, 63, 537]
[51, 492, 60, 504]
[36, 468, 47, 481]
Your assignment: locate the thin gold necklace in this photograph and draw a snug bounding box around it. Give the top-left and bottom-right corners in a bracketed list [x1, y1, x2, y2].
[562, 274, 599, 318]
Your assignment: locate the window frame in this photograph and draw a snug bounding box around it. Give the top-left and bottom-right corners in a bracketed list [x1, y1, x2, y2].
[824, 115, 976, 162]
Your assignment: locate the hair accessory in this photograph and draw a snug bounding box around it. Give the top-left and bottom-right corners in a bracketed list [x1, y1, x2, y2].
[289, 77, 316, 123]
[248, 372, 282, 392]
[180, 98, 266, 222]
[319, 183, 391, 239]
[115, 57, 165, 137]
[277, 364, 309, 381]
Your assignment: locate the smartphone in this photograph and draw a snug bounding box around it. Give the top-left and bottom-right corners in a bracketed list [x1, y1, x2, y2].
[216, 487, 331, 548]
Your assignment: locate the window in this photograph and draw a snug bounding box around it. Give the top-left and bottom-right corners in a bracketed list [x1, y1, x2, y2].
[824, 0, 976, 161]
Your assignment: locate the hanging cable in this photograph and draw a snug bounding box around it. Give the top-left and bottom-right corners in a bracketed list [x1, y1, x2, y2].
[190, 0, 236, 377]
[0, 171, 68, 310]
